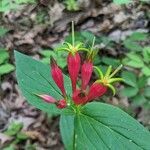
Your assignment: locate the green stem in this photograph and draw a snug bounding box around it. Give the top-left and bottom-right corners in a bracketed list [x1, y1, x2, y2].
[72, 21, 75, 47]
[91, 36, 96, 49]
[109, 64, 123, 78]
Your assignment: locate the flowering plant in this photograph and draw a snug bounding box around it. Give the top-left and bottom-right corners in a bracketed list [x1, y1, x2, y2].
[15, 22, 150, 149]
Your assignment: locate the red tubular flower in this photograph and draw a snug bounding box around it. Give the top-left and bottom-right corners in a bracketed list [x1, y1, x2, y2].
[86, 65, 123, 102]
[51, 57, 66, 96]
[72, 89, 88, 105]
[57, 99, 67, 109]
[87, 83, 107, 101]
[67, 52, 80, 92]
[56, 22, 89, 93]
[81, 37, 98, 91]
[81, 61, 93, 90]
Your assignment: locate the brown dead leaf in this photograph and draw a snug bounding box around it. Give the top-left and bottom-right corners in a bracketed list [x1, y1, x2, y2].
[24, 131, 45, 142]
[48, 2, 65, 26]
[0, 133, 12, 146]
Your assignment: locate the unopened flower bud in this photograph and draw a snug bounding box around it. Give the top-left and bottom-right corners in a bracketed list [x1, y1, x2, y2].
[67, 52, 80, 92]
[81, 61, 93, 90]
[51, 57, 66, 96]
[37, 94, 57, 103]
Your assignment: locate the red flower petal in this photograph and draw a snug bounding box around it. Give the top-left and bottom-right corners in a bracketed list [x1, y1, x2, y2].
[72, 89, 88, 105]
[67, 52, 80, 92]
[81, 61, 93, 90]
[57, 99, 67, 109]
[87, 83, 107, 101]
[51, 57, 66, 96]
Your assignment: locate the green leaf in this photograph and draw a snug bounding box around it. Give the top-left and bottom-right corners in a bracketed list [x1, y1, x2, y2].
[3, 145, 15, 150]
[123, 32, 148, 52]
[129, 32, 148, 41]
[0, 63, 15, 75]
[17, 132, 28, 140]
[4, 122, 23, 136]
[121, 71, 137, 87]
[124, 53, 144, 68]
[102, 56, 120, 67]
[14, 51, 72, 114]
[123, 39, 143, 51]
[137, 75, 147, 88]
[132, 94, 147, 106]
[60, 115, 75, 150]
[40, 57, 51, 64]
[0, 0, 19, 12]
[140, 0, 150, 2]
[0, 49, 9, 64]
[143, 87, 150, 97]
[39, 50, 56, 58]
[125, 60, 143, 68]
[40, 50, 67, 68]
[65, 0, 79, 11]
[81, 31, 95, 46]
[15, 0, 35, 4]
[113, 0, 132, 5]
[142, 66, 150, 76]
[143, 47, 150, 63]
[73, 102, 150, 149]
[120, 86, 139, 98]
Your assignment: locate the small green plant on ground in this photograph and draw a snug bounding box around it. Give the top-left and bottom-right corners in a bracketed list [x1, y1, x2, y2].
[0, 0, 35, 13]
[0, 26, 15, 77]
[64, 0, 79, 11]
[122, 31, 150, 84]
[3, 122, 29, 150]
[121, 71, 150, 108]
[0, 48, 15, 76]
[123, 46, 150, 76]
[123, 32, 148, 52]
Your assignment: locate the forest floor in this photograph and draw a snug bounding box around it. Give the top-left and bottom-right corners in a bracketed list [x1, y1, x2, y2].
[0, 0, 150, 149]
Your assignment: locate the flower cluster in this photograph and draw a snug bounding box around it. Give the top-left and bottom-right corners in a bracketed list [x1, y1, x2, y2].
[37, 22, 123, 109]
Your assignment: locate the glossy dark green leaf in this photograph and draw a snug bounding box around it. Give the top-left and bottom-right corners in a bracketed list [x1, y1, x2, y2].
[61, 102, 150, 150]
[60, 115, 75, 150]
[15, 51, 72, 114]
[74, 102, 150, 150]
